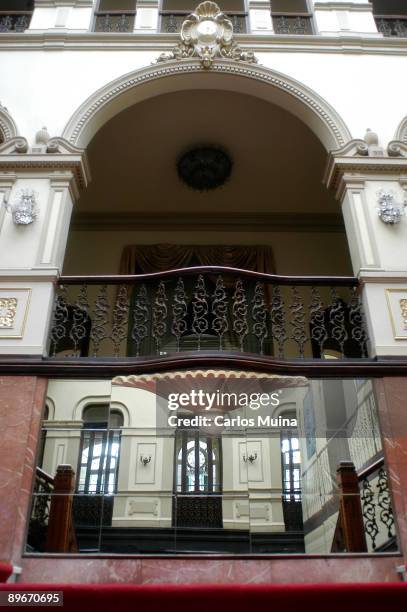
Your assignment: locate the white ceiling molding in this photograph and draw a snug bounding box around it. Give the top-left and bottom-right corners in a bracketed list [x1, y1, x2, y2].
[62, 58, 352, 151]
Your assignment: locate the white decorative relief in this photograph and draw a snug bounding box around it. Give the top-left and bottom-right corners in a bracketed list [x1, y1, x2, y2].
[0, 297, 17, 329]
[127, 498, 158, 516]
[386, 289, 407, 340]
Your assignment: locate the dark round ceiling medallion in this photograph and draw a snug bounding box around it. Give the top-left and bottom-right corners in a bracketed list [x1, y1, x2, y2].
[177, 147, 232, 191]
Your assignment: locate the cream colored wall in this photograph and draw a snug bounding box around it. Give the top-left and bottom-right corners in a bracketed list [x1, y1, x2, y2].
[63, 229, 352, 276]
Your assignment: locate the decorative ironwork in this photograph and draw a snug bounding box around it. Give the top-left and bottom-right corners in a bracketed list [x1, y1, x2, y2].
[0, 14, 31, 33]
[172, 278, 188, 351]
[376, 17, 407, 38]
[329, 288, 348, 354]
[377, 467, 395, 539]
[192, 275, 209, 349]
[212, 276, 229, 349]
[289, 286, 307, 358]
[361, 476, 379, 549]
[174, 495, 223, 528]
[50, 286, 69, 357]
[90, 285, 109, 357]
[309, 287, 327, 355]
[349, 287, 368, 357]
[232, 279, 249, 351]
[270, 285, 286, 358]
[69, 285, 90, 355]
[131, 285, 149, 357]
[111, 285, 129, 357]
[272, 15, 312, 35]
[27, 468, 54, 552]
[48, 268, 370, 360]
[252, 282, 268, 354]
[94, 13, 134, 33]
[152, 281, 168, 353]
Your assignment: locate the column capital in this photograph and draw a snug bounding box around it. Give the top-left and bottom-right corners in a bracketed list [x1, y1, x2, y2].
[324, 139, 407, 201]
[0, 137, 90, 201]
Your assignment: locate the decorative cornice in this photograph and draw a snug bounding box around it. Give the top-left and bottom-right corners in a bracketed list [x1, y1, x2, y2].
[0, 138, 90, 197]
[63, 59, 350, 149]
[395, 116, 407, 145]
[0, 32, 407, 55]
[0, 105, 18, 142]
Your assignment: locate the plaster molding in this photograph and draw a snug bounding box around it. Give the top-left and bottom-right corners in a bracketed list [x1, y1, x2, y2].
[0, 137, 29, 155]
[34, 1, 94, 6]
[395, 116, 407, 145]
[62, 59, 351, 150]
[0, 106, 19, 144]
[325, 147, 407, 198]
[1, 32, 407, 55]
[0, 151, 90, 198]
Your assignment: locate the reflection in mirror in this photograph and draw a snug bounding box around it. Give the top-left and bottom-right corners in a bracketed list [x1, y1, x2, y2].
[27, 373, 397, 555]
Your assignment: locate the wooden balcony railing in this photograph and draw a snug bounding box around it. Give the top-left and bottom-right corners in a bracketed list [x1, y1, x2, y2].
[27, 465, 77, 553]
[47, 267, 369, 361]
[0, 11, 32, 33]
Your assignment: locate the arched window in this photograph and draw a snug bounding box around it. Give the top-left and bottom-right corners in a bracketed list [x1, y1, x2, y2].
[77, 405, 123, 494]
[175, 431, 222, 494]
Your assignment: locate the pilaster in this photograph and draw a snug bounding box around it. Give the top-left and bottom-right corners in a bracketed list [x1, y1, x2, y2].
[0, 138, 90, 356]
[325, 136, 407, 357]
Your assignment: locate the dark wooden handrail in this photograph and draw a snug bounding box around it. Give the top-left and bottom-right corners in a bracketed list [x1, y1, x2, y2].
[58, 266, 358, 287]
[357, 456, 384, 481]
[36, 466, 54, 486]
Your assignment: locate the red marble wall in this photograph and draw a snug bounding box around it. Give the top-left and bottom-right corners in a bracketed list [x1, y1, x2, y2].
[0, 376, 47, 565]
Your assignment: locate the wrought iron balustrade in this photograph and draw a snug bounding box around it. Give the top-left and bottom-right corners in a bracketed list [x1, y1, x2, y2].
[0, 12, 32, 33]
[48, 267, 369, 360]
[159, 11, 247, 34]
[27, 467, 54, 552]
[94, 11, 137, 33]
[272, 14, 313, 35]
[375, 16, 407, 37]
[359, 458, 396, 552]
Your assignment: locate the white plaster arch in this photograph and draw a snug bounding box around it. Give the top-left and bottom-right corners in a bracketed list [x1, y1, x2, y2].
[44, 397, 55, 421]
[72, 394, 112, 422]
[62, 59, 352, 152]
[0, 104, 18, 143]
[395, 115, 407, 144]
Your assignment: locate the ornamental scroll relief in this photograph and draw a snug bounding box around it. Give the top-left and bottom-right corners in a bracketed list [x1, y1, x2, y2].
[0, 297, 17, 329]
[156, 2, 258, 69]
[400, 299, 407, 331]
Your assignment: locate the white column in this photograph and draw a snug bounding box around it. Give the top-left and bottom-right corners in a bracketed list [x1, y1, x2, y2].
[330, 157, 407, 357]
[0, 143, 89, 356]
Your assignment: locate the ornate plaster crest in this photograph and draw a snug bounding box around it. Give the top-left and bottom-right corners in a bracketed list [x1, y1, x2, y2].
[156, 2, 258, 69]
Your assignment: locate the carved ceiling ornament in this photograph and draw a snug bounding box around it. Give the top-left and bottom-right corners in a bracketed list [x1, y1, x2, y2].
[156, 2, 258, 69]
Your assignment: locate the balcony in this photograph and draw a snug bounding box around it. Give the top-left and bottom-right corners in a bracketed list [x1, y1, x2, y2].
[271, 14, 313, 36]
[47, 266, 368, 362]
[94, 11, 137, 33]
[375, 16, 407, 37]
[0, 11, 32, 32]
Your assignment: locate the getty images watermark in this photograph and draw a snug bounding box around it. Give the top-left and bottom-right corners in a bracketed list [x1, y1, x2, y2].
[162, 388, 297, 429]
